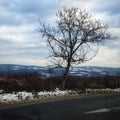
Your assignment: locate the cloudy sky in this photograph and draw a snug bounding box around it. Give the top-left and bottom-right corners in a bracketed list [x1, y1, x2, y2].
[0, 0, 120, 67]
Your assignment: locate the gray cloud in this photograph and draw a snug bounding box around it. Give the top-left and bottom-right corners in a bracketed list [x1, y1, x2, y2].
[0, 38, 12, 45]
[94, 0, 120, 15]
[0, 37, 48, 59]
[0, 0, 120, 67]
[0, 0, 59, 26]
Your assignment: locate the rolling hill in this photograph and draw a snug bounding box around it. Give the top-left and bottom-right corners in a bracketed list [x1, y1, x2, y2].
[0, 64, 120, 76]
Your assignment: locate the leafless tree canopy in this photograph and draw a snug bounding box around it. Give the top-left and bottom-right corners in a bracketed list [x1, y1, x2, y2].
[38, 8, 110, 88]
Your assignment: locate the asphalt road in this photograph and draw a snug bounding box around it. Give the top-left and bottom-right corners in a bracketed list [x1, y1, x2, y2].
[0, 93, 120, 120]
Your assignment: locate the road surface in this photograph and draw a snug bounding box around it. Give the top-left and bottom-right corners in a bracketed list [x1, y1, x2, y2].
[0, 93, 120, 120]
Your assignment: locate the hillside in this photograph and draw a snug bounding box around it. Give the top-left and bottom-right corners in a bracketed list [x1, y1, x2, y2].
[0, 64, 120, 76]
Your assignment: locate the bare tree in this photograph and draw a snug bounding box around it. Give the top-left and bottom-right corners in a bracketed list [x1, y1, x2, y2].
[38, 8, 110, 89]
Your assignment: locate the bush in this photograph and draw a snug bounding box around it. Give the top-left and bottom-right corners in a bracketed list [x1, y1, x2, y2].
[0, 72, 120, 92]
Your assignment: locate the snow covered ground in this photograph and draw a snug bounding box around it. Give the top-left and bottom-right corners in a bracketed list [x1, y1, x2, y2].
[0, 88, 120, 105]
[0, 88, 74, 104]
[86, 88, 120, 93]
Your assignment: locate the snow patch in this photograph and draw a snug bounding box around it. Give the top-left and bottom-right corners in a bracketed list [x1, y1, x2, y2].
[0, 88, 72, 103]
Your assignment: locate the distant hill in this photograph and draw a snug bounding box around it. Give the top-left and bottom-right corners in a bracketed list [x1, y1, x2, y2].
[0, 64, 120, 76]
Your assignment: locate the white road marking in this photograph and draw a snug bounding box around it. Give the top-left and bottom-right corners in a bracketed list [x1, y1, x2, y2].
[84, 107, 120, 114]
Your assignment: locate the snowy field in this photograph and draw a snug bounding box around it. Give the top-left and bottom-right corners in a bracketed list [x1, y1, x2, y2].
[0, 88, 120, 105]
[0, 88, 74, 104]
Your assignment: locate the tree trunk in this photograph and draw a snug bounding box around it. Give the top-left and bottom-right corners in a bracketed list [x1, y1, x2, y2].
[62, 77, 66, 90]
[62, 62, 71, 89]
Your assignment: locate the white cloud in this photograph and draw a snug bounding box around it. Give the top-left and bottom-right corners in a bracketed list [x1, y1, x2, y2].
[81, 45, 120, 67]
[0, 57, 49, 66]
[0, 0, 120, 67]
[0, 25, 35, 43]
